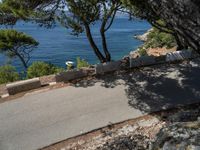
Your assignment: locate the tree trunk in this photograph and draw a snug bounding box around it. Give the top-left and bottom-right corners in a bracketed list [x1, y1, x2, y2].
[16, 53, 28, 70]
[84, 23, 106, 63]
[173, 34, 188, 50]
[146, 0, 200, 53]
[100, 28, 111, 62]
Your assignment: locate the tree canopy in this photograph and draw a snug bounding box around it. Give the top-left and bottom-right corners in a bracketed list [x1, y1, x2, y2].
[0, 29, 39, 69]
[122, 0, 200, 52]
[0, 0, 125, 63]
[1, 0, 199, 56]
[122, 0, 188, 50]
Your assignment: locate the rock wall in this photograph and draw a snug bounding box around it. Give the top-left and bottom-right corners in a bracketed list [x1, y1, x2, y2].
[0, 50, 198, 96]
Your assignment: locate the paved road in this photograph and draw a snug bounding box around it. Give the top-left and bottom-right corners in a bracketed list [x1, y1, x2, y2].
[0, 59, 200, 150]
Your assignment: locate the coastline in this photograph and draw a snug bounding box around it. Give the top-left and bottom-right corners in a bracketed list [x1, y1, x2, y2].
[130, 28, 177, 58]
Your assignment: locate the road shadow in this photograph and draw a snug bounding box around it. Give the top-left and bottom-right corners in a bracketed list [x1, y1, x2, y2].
[125, 62, 200, 113]
[72, 59, 200, 113]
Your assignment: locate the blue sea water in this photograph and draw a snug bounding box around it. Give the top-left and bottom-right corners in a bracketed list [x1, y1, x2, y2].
[0, 18, 151, 71]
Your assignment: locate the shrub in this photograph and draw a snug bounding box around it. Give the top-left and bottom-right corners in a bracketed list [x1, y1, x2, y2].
[27, 61, 64, 78]
[146, 28, 176, 49]
[76, 57, 90, 69]
[0, 65, 19, 84]
[138, 46, 148, 56]
[136, 28, 176, 56]
[67, 64, 73, 70]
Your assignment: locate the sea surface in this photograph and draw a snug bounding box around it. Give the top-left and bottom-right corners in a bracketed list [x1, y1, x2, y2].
[0, 18, 151, 71]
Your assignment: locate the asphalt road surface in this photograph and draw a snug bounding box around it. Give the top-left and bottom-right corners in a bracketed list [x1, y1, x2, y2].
[1, 59, 200, 150]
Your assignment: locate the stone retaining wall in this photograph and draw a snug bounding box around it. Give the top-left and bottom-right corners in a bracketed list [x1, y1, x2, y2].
[55, 70, 88, 82]
[95, 61, 122, 74]
[130, 50, 197, 68]
[0, 50, 198, 97]
[130, 56, 156, 68]
[6, 78, 41, 95]
[166, 50, 197, 62]
[40, 75, 57, 86]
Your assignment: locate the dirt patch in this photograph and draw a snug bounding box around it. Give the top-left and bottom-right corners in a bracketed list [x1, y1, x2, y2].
[147, 47, 177, 56]
[130, 47, 177, 59]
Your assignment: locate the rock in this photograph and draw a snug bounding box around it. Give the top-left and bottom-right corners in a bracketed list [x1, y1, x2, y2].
[134, 29, 153, 42]
[167, 109, 200, 122]
[130, 50, 140, 59]
[98, 134, 151, 150]
[152, 122, 200, 150]
[137, 118, 160, 127]
[188, 145, 200, 150]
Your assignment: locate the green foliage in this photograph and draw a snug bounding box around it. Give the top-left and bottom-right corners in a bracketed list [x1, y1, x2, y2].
[0, 29, 39, 69]
[122, 0, 156, 20]
[0, 1, 18, 25]
[76, 57, 90, 69]
[0, 29, 38, 52]
[0, 0, 121, 35]
[27, 62, 64, 78]
[146, 28, 176, 49]
[138, 47, 147, 56]
[122, 1, 176, 43]
[0, 0, 123, 63]
[136, 28, 176, 56]
[0, 65, 19, 84]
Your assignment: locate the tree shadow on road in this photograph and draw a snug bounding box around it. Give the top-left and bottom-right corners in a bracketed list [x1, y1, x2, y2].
[70, 60, 200, 150]
[72, 59, 200, 113]
[125, 63, 200, 113]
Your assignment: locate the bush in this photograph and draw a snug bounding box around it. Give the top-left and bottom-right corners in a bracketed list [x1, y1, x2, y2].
[146, 28, 176, 49]
[0, 65, 19, 84]
[136, 28, 176, 56]
[138, 46, 148, 56]
[76, 57, 90, 69]
[27, 61, 64, 78]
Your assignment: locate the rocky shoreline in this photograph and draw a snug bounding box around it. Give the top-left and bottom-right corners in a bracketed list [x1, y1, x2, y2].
[133, 29, 153, 42]
[131, 29, 177, 58]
